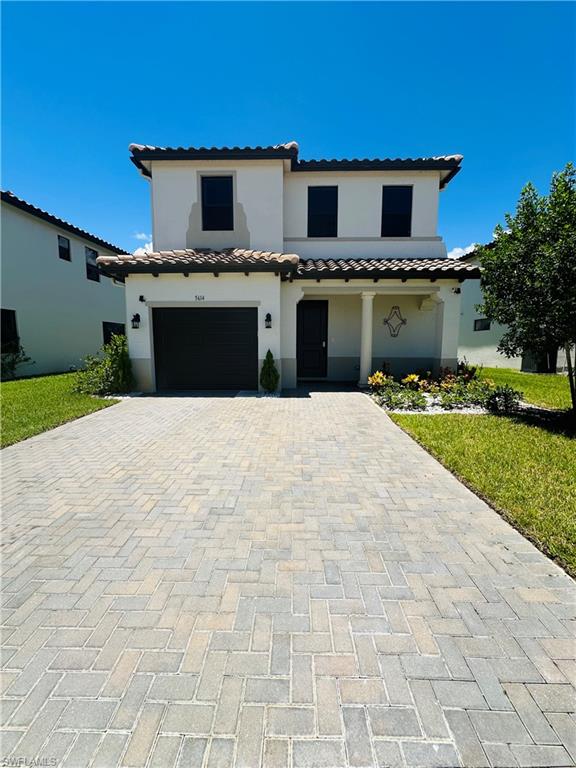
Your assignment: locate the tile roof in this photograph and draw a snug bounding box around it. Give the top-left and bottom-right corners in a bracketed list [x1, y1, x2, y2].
[1, 190, 125, 254]
[295, 257, 480, 279]
[97, 247, 300, 276]
[128, 143, 463, 187]
[98, 248, 480, 280]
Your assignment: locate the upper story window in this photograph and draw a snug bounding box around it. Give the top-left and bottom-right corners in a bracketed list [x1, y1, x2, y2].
[381, 186, 413, 237]
[201, 176, 233, 231]
[308, 186, 338, 237]
[1, 309, 19, 353]
[474, 318, 491, 331]
[85, 246, 100, 282]
[58, 235, 71, 261]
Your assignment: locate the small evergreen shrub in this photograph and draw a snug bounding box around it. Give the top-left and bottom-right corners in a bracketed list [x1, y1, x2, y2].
[1, 345, 34, 380]
[75, 334, 134, 395]
[260, 350, 280, 393]
[376, 387, 427, 411]
[486, 384, 523, 414]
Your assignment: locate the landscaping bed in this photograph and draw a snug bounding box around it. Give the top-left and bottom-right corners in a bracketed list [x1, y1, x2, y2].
[1, 372, 117, 448]
[480, 366, 572, 410]
[391, 411, 576, 577]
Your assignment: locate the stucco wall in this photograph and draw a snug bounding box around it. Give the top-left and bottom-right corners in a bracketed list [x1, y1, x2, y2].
[283, 171, 446, 259]
[151, 160, 285, 252]
[124, 272, 282, 391]
[1, 203, 125, 375]
[458, 275, 522, 369]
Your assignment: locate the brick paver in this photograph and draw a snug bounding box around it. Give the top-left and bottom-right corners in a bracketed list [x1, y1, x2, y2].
[1, 391, 575, 767]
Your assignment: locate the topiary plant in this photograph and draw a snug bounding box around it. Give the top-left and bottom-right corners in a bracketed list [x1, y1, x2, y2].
[260, 349, 280, 393]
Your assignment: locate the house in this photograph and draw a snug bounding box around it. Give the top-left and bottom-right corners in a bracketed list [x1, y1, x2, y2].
[1, 191, 125, 376]
[98, 142, 479, 392]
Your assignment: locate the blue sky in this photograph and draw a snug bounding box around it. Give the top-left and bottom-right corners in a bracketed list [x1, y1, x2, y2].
[2, 1, 574, 254]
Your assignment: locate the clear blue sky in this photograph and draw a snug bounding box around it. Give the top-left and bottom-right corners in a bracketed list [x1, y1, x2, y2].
[2, 1, 574, 254]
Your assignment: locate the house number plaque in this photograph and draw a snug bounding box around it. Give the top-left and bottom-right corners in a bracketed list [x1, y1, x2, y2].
[195, 295, 205, 301]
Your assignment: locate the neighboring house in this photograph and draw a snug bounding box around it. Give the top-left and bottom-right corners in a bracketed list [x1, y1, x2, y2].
[458, 251, 568, 372]
[98, 142, 479, 392]
[1, 191, 126, 376]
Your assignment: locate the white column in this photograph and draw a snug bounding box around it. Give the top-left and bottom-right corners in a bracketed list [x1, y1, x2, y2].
[435, 286, 462, 373]
[358, 291, 376, 387]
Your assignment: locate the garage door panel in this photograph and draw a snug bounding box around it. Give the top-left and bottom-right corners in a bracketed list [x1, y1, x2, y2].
[153, 308, 258, 390]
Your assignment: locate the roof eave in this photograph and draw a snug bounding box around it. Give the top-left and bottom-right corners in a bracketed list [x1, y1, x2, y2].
[98, 262, 298, 278]
[295, 268, 480, 280]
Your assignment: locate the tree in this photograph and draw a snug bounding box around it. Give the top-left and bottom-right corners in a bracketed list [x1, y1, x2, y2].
[476, 162, 576, 412]
[260, 350, 280, 393]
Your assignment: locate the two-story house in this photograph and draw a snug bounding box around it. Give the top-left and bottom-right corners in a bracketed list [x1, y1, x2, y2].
[1, 191, 125, 376]
[98, 142, 479, 391]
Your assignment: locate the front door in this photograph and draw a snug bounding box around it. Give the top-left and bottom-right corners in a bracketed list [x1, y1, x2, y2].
[297, 300, 328, 378]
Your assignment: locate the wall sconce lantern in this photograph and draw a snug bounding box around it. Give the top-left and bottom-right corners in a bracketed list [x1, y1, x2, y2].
[131, 313, 141, 329]
[139, 295, 146, 303]
[265, 313, 272, 329]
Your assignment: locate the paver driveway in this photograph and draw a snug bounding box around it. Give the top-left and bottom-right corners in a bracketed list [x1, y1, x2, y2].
[1, 392, 575, 768]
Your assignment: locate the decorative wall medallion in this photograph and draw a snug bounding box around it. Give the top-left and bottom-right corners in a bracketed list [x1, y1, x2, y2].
[383, 305, 407, 337]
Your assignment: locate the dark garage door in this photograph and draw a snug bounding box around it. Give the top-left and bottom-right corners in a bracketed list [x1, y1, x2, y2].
[153, 307, 258, 390]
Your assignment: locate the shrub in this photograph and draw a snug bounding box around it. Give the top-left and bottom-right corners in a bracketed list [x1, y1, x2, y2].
[74, 334, 134, 395]
[1, 345, 34, 380]
[368, 370, 395, 393]
[486, 384, 523, 414]
[260, 349, 280, 393]
[401, 373, 420, 390]
[377, 387, 427, 411]
[457, 359, 480, 381]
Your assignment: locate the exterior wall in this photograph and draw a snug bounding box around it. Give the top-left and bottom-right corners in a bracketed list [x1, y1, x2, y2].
[458, 275, 522, 369]
[151, 160, 285, 252]
[1, 203, 125, 375]
[125, 272, 281, 392]
[283, 171, 446, 258]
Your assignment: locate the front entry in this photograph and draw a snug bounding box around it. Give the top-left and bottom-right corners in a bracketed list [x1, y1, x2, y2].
[297, 300, 328, 378]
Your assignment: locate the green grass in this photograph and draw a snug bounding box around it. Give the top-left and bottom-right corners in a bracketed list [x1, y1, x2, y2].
[391, 413, 576, 576]
[1, 373, 117, 448]
[480, 367, 572, 410]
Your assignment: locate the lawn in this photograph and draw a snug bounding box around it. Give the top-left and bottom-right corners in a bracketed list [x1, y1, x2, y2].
[1, 372, 117, 448]
[391, 412, 576, 576]
[480, 366, 572, 410]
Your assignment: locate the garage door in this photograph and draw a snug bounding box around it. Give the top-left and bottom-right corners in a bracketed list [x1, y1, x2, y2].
[152, 307, 258, 390]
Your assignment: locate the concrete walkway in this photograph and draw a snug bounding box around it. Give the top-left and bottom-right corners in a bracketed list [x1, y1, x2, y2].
[1, 392, 575, 768]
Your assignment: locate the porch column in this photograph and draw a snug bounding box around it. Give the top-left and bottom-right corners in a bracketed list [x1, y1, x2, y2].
[358, 291, 376, 387]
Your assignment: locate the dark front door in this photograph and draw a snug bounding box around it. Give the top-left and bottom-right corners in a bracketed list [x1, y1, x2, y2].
[153, 307, 258, 390]
[297, 300, 328, 378]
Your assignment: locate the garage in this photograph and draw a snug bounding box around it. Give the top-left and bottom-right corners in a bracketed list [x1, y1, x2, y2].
[152, 307, 258, 390]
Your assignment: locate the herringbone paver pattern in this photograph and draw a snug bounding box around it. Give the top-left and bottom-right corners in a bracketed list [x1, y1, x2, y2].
[1, 392, 575, 768]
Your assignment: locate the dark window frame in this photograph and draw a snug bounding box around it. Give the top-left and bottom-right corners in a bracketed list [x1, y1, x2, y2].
[201, 175, 234, 231]
[381, 185, 413, 237]
[1, 308, 19, 354]
[102, 321, 126, 345]
[58, 235, 71, 261]
[307, 186, 338, 238]
[85, 246, 100, 282]
[474, 318, 491, 332]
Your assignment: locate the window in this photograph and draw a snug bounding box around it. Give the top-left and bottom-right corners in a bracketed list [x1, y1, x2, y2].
[308, 186, 338, 237]
[102, 321, 126, 345]
[1, 309, 19, 353]
[58, 235, 71, 261]
[201, 176, 233, 231]
[381, 186, 413, 237]
[474, 318, 491, 331]
[85, 247, 100, 282]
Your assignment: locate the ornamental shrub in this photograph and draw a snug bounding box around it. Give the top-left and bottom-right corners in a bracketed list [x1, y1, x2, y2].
[376, 387, 426, 411]
[486, 384, 523, 414]
[260, 350, 280, 393]
[368, 370, 395, 393]
[75, 334, 134, 395]
[1, 345, 34, 380]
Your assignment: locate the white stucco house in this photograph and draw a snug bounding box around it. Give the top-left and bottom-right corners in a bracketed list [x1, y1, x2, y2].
[98, 142, 479, 392]
[1, 191, 125, 375]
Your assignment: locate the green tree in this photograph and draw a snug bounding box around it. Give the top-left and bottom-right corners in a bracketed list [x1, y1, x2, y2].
[260, 349, 280, 393]
[476, 162, 576, 411]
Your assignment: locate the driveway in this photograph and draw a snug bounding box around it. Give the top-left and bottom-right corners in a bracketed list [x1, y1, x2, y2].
[1, 392, 575, 768]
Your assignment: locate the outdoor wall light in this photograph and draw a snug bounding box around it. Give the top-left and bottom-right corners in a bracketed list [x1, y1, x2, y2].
[265, 313, 272, 329]
[131, 313, 141, 329]
[139, 295, 146, 303]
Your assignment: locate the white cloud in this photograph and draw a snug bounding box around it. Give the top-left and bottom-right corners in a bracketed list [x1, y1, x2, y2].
[133, 241, 153, 255]
[133, 232, 152, 241]
[447, 243, 475, 260]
